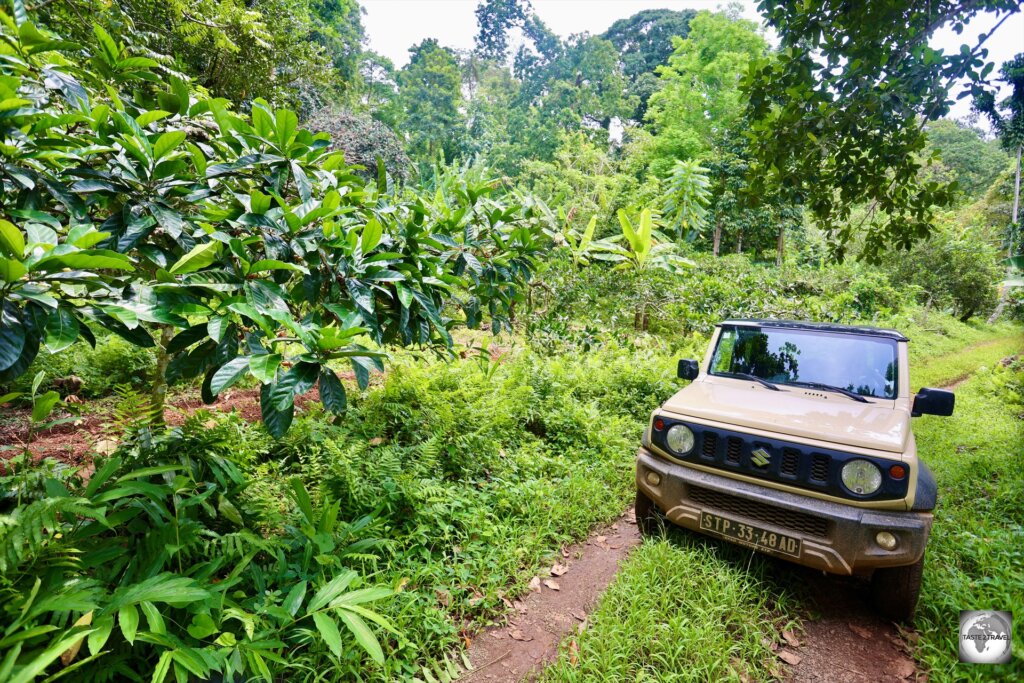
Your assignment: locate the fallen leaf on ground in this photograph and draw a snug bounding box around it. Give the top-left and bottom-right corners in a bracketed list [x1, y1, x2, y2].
[513, 600, 527, 613]
[528, 576, 541, 592]
[551, 563, 568, 576]
[849, 623, 874, 640]
[782, 630, 800, 647]
[94, 439, 118, 455]
[595, 535, 607, 544]
[561, 548, 570, 558]
[777, 650, 802, 666]
[368, 437, 384, 445]
[543, 579, 560, 591]
[887, 658, 916, 679]
[509, 628, 533, 642]
[569, 640, 579, 666]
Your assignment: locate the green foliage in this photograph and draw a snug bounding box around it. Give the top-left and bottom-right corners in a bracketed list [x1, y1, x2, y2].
[1007, 286, 1024, 322]
[399, 39, 465, 164]
[0, 419, 397, 681]
[643, 10, 767, 177]
[37, 0, 364, 109]
[912, 360, 1024, 680]
[538, 537, 796, 682]
[884, 222, 1001, 321]
[660, 160, 711, 239]
[742, 0, 1012, 260]
[600, 9, 696, 120]
[924, 119, 1012, 200]
[0, 15, 542, 434]
[306, 108, 411, 181]
[8, 333, 155, 398]
[974, 52, 1024, 156]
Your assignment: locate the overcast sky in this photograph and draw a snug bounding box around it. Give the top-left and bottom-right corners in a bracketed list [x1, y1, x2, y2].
[362, 0, 1024, 122]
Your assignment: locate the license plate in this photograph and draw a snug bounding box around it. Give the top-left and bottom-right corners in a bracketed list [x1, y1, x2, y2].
[699, 512, 802, 557]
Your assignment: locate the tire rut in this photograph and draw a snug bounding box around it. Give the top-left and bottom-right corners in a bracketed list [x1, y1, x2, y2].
[462, 508, 641, 682]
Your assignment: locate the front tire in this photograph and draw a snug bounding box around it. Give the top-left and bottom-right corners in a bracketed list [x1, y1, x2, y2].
[635, 488, 661, 536]
[870, 552, 925, 623]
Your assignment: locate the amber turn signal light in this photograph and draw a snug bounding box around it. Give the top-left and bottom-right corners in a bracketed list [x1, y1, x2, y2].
[653, 418, 665, 431]
[889, 464, 906, 479]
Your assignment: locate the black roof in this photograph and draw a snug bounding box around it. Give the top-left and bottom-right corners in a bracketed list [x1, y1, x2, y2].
[719, 318, 909, 342]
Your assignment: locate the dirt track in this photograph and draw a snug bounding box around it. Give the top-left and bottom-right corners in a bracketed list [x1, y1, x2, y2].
[464, 509, 642, 682]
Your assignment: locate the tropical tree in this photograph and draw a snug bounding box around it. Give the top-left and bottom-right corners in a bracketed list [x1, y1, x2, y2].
[660, 160, 711, 240]
[742, 0, 1021, 261]
[643, 9, 768, 177]
[975, 52, 1024, 255]
[0, 15, 541, 437]
[600, 8, 696, 120]
[398, 39, 466, 164]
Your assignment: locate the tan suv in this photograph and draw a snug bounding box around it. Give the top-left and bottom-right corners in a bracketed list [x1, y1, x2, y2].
[635, 319, 955, 621]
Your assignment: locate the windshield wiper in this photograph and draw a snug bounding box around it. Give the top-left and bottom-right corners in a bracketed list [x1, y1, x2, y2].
[722, 372, 784, 392]
[787, 381, 872, 403]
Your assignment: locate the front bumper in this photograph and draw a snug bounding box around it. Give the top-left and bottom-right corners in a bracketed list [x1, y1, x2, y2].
[637, 448, 931, 575]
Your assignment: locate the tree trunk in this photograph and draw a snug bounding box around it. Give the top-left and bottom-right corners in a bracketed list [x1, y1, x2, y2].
[736, 232, 743, 254]
[1013, 144, 1021, 240]
[150, 325, 173, 427]
[776, 227, 785, 266]
[713, 219, 722, 257]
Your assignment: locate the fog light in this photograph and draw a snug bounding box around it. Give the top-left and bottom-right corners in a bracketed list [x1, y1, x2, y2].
[646, 471, 661, 486]
[875, 531, 898, 550]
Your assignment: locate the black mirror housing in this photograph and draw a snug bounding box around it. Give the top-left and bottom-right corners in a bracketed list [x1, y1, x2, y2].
[677, 359, 700, 381]
[912, 388, 955, 417]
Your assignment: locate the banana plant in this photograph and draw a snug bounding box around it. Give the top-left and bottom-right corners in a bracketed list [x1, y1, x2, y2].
[592, 208, 693, 274]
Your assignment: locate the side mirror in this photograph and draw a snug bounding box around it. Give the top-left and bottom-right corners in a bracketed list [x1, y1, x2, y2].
[912, 388, 955, 417]
[677, 359, 700, 381]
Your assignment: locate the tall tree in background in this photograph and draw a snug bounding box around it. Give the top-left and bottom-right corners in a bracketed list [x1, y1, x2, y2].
[399, 39, 465, 163]
[743, 0, 1022, 261]
[600, 8, 695, 120]
[923, 119, 1012, 199]
[474, 0, 531, 62]
[643, 10, 768, 177]
[35, 0, 362, 108]
[975, 52, 1024, 255]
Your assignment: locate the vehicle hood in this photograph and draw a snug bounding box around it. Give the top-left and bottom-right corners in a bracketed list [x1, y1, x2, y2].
[661, 379, 910, 454]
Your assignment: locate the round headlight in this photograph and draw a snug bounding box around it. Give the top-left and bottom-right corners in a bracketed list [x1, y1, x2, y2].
[841, 460, 882, 495]
[666, 425, 695, 454]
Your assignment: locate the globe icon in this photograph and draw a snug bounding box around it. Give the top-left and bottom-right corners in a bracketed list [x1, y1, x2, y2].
[959, 611, 1012, 664]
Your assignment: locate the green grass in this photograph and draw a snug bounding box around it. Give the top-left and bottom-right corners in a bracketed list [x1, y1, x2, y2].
[911, 360, 1024, 681]
[910, 326, 1023, 389]
[538, 537, 797, 682]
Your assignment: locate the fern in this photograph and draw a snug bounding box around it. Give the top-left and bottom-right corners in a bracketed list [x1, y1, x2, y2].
[0, 497, 104, 573]
[104, 384, 158, 438]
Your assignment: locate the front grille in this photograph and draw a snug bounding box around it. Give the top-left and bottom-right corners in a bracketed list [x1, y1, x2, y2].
[781, 448, 799, 477]
[689, 485, 829, 538]
[649, 420, 910, 501]
[726, 437, 742, 464]
[701, 432, 717, 460]
[810, 454, 830, 483]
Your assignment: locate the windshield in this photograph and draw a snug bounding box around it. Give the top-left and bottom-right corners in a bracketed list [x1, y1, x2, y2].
[710, 326, 898, 399]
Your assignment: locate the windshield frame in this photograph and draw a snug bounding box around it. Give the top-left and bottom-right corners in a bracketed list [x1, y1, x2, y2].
[708, 324, 900, 400]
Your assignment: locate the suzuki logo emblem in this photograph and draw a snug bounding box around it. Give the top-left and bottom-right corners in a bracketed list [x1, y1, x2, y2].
[751, 448, 771, 467]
